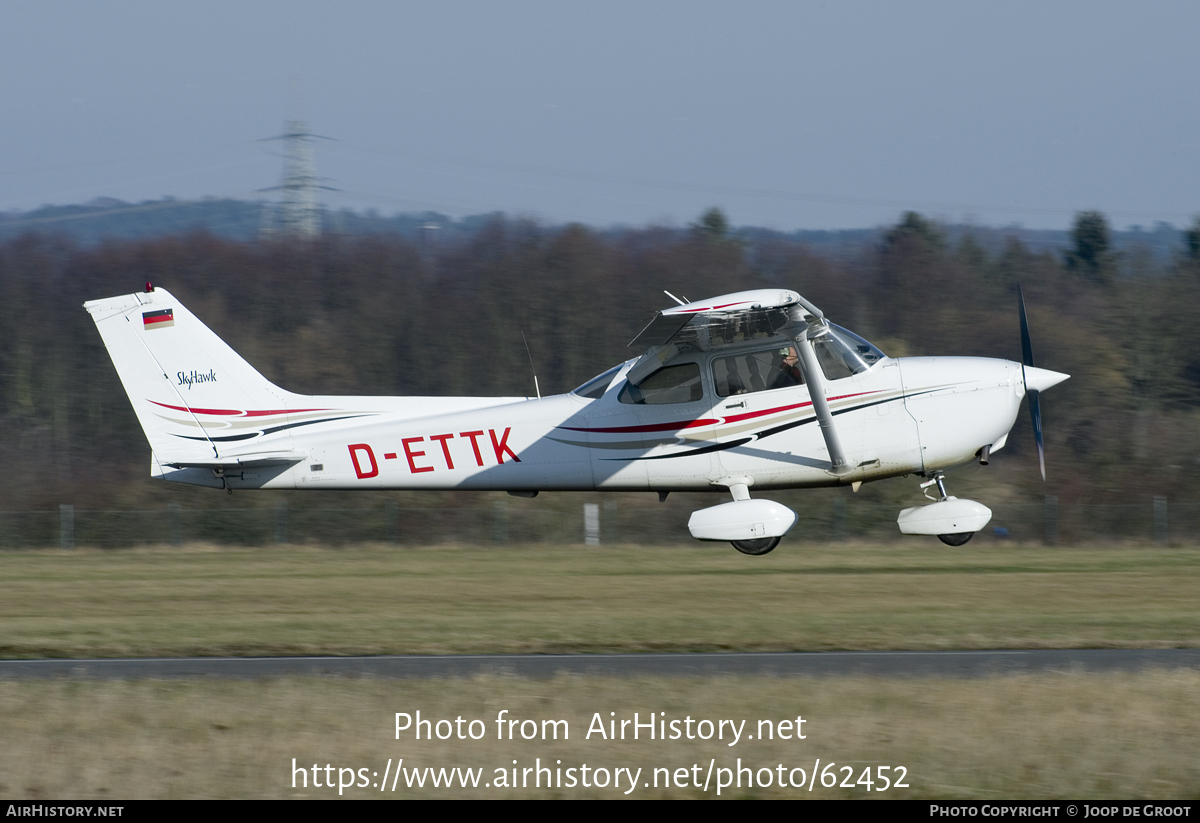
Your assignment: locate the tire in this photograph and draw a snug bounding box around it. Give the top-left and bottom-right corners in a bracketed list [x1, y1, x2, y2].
[730, 536, 781, 555]
[937, 532, 974, 546]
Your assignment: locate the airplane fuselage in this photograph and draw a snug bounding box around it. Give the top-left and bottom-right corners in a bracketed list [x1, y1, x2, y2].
[157, 352, 1025, 495]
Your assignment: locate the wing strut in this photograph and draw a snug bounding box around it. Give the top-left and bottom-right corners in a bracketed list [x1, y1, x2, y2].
[790, 311, 852, 476]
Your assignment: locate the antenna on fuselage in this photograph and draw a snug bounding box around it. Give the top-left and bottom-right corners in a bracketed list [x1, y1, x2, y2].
[663, 290, 687, 306]
[520, 329, 541, 400]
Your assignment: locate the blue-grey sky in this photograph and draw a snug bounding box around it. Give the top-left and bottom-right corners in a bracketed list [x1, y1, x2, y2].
[2, 1, 1197, 230]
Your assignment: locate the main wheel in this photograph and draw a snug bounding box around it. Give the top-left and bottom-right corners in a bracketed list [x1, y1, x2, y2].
[731, 536, 781, 555]
[937, 532, 974, 546]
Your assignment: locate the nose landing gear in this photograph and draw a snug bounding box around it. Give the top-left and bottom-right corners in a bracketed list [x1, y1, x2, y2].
[730, 536, 782, 555]
[919, 474, 975, 546]
[896, 472, 992, 546]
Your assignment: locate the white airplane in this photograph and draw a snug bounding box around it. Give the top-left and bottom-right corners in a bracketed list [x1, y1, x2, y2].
[84, 285, 1067, 554]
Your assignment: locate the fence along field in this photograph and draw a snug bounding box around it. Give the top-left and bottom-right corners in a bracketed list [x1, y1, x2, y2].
[3, 493, 1192, 549]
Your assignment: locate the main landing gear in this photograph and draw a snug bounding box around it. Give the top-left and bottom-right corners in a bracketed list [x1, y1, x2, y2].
[687, 479, 799, 556]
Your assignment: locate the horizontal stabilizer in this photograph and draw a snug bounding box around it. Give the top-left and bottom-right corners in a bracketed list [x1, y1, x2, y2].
[158, 452, 307, 470]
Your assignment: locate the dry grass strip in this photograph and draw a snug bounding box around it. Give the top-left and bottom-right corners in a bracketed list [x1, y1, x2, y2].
[1, 671, 1197, 799]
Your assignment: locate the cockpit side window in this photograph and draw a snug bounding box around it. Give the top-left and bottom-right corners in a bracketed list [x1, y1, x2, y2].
[712, 347, 804, 397]
[618, 362, 703, 405]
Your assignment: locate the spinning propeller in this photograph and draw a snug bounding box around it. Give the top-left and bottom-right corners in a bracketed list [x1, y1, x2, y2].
[1018, 284, 1044, 480]
[1017, 285, 1069, 481]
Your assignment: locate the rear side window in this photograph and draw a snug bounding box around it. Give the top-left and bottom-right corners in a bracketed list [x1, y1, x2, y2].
[618, 363, 703, 405]
[572, 365, 622, 400]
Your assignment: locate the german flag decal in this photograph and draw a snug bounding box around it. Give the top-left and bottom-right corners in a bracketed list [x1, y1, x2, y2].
[142, 308, 174, 330]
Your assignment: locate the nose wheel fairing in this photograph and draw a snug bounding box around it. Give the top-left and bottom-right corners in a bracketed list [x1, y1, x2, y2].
[897, 471, 992, 545]
[897, 496, 992, 539]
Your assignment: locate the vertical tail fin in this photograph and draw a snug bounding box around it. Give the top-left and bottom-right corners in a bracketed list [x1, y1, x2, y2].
[84, 288, 297, 463]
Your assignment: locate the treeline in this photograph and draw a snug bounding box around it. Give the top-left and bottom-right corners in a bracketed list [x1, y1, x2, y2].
[0, 197, 526, 247]
[2, 209, 1199, 512]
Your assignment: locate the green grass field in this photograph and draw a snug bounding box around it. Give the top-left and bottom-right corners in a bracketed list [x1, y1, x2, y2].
[2, 542, 1198, 658]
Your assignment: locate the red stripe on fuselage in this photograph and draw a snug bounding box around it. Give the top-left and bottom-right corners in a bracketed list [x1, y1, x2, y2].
[720, 391, 880, 424]
[558, 391, 882, 434]
[148, 399, 332, 417]
[242, 408, 329, 417]
[720, 400, 811, 423]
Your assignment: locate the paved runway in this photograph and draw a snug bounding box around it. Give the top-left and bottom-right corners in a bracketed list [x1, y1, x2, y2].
[1, 649, 1198, 679]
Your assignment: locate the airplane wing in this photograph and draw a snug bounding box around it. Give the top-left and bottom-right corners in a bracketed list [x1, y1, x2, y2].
[628, 289, 814, 348]
[628, 312, 694, 348]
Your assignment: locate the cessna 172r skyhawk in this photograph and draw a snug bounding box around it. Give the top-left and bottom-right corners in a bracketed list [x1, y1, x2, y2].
[85, 285, 1067, 554]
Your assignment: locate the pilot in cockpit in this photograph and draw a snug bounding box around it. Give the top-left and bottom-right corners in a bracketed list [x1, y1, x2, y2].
[772, 346, 804, 389]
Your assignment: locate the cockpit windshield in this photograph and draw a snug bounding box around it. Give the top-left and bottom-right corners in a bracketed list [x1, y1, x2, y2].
[812, 324, 887, 380]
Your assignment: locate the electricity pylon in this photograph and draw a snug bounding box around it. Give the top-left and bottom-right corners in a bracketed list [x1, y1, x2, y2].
[260, 120, 334, 239]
